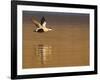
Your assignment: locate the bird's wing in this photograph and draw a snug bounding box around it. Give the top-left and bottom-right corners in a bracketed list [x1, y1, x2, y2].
[42, 21, 46, 28]
[41, 17, 46, 28]
[32, 19, 42, 28]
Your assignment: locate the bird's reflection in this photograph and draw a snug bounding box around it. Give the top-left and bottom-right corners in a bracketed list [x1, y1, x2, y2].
[35, 44, 52, 65]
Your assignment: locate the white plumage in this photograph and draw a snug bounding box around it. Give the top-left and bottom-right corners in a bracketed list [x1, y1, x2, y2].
[32, 17, 52, 32]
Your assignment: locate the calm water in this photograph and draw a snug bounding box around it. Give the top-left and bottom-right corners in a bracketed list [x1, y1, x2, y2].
[22, 24, 89, 68]
[35, 44, 52, 66]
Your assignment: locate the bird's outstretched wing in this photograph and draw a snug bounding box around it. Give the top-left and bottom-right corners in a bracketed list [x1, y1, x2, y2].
[32, 18, 42, 28]
[41, 17, 46, 28]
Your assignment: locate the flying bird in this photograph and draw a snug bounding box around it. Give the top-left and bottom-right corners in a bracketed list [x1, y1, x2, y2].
[32, 17, 52, 32]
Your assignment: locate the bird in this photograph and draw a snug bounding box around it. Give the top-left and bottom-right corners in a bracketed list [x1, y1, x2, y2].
[32, 16, 52, 32]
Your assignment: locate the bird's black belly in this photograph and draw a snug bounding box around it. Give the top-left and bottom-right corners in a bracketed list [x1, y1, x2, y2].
[37, 29, 44, 32]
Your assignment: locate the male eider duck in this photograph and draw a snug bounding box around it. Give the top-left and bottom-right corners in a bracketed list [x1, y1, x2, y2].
[32, 17, 52, 32]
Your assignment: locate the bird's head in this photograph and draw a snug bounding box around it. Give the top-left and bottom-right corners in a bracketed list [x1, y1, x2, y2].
[48, 28, 52, 31]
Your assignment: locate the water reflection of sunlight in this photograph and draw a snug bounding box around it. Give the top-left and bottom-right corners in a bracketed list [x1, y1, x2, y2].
[35, 44, 52, 65]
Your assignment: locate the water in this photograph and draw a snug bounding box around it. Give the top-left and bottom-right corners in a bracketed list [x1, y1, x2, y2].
[35, 44, 52, 66]
[22, 25, 89, 68]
